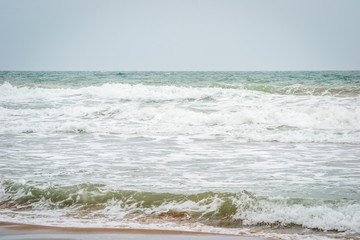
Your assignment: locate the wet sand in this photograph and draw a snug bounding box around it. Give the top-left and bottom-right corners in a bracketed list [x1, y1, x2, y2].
[0, 222, 273, 240]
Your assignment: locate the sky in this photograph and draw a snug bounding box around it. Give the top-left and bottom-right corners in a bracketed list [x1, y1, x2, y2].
[0, 0, 359, 71]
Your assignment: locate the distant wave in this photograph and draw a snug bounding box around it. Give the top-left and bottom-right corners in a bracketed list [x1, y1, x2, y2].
[210, 83, 360, 97]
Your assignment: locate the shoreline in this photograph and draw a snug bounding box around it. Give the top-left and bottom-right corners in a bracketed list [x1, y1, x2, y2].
[0, 221, 273, 240]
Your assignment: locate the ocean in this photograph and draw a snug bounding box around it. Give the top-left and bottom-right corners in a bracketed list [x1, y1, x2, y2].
[0, 71, 359, 239]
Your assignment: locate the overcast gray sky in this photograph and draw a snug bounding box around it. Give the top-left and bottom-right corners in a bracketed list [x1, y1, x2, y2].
[0, 0, 359, 71]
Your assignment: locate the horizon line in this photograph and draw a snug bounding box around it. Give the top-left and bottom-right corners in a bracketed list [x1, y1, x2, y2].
[1, 69, 360, 72]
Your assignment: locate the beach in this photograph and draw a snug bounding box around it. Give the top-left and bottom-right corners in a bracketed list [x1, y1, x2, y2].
[0, 222, 272, 240]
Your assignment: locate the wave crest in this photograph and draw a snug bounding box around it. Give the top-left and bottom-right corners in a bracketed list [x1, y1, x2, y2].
[1, 181, 359, 233]
[1, 82, 359, 143]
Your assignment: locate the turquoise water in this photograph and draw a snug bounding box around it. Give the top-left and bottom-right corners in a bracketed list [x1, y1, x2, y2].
[3, 71, 360, 87]
[0, 71, 359, 239]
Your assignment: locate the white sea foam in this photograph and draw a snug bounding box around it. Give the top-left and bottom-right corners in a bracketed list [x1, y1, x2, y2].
[0, 212, 344, 240]
[1, 82, 359, 143]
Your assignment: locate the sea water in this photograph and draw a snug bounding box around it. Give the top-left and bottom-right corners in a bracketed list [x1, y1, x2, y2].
[0, 71, 359, 239]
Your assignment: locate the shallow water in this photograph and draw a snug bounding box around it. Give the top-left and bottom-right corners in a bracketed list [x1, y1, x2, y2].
[0, 71, 359, 239]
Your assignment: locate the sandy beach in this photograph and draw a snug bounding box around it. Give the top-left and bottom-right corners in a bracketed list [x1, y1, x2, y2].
[0, 222, 273, 240]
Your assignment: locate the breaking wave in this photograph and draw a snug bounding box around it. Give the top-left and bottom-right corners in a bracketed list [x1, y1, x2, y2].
[0, 181, 359, 234]
[1, 82, 359, 143]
